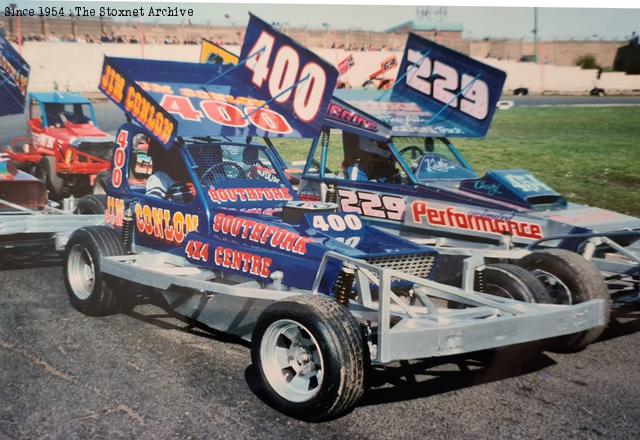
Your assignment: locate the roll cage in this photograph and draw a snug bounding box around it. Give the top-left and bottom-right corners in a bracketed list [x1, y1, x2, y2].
[29, 93, 97, 128]
[303, 131, 477, 185]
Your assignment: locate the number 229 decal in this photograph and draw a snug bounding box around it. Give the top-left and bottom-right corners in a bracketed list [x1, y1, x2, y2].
[405, 49, 490, 120]
[338, 189, 406, 221]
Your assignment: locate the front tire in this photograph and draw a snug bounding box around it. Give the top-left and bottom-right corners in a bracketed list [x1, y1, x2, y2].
[63, 226, 127, 316]
[251, 295, 364, 421]
[35, 156, 64, 200]
[75, 194, 106, 214]
[518, 249, 611, 352]
[93, 171, 108, 195]
[475, 263, 552, 303]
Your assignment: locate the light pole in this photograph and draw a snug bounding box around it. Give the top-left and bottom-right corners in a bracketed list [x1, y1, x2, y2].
[8, 3, 17, 38]
[322, 22, 330, 48]
[225, 13, 241, 44]
[532, 7, 538, 63]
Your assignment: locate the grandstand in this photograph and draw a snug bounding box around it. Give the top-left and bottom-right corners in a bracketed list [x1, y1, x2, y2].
[1, 16, 638, 95]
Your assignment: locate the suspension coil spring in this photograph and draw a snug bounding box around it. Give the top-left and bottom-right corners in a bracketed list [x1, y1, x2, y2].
[122, 207, 134, 254]
[475, 268, 484, 292]
[332, 266, 355, 307]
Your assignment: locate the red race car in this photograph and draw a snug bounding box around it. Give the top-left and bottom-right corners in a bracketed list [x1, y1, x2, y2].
[6, 92, 115, 200]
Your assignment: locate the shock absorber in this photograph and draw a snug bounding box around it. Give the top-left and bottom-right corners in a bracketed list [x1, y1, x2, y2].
[319, 128, 337, 204]
[121, 206, 134, 254]
[332, 265, 355, 307]
[325, 184, 337, 203]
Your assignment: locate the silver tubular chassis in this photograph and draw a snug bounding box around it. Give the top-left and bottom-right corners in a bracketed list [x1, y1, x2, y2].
[101, 247, 605, 365]
[407, 230, 640, 305]
[0, 197, 104, 251]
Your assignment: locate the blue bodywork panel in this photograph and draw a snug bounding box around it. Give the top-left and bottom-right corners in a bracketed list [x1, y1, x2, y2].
[0, 34, 29, 117]
[335, 33, 507, 138]
[299, 34, 640, 253]
[100, 15, 338, 149]
[105, 120, 437, 292]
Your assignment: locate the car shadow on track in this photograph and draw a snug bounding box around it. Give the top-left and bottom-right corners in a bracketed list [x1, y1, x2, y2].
[118, 294, 639, 419]
[0, 251, 62, 270]
[244, 341, 555, 416]
[124, 296, 250, 347]
[359, 344, 554, 407]
[600, 307, 640, 342]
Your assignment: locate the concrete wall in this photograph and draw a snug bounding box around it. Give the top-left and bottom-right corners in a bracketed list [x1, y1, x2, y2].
[16, 42, 640, 95]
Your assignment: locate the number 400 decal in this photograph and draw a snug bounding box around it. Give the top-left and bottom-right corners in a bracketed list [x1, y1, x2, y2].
[312, 214, 362, 232]
[246, 31, 327, 122]
[405, 49, 490, 120]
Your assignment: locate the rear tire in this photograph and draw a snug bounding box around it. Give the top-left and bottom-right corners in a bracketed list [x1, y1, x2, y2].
[35, 156, 64, 200]
[518, 249, 611, 352]
[473, 264, 551, 360]
[251, 295, 364, 421]
[63, 226, 127, 316]
[93, 171, 108, 195]
[475, 263, 552, 303]
[75, 194, 106, 214]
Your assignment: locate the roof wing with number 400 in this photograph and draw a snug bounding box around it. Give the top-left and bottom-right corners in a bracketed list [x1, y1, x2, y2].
[198, 20, 391, 142]
[238, 14, 339, 138]
[102, 14, 339, 149]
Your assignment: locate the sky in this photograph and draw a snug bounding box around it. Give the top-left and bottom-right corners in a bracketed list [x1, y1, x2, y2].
[2, 2, 639, 41]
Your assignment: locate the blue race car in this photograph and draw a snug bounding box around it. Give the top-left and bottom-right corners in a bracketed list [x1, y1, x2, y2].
[298, 33, 639, 311]
[62, 17, 606, 421]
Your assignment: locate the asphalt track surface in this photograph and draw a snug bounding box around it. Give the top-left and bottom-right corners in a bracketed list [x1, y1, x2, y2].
[1, 255, 640, 439]
[1, 98, 640, 438]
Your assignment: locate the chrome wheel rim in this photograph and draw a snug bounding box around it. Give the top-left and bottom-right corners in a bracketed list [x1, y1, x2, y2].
[260, 319, 324, 403]
[531, 269, 572, 305]
[483, 283, 515, 299]
[67, 244, 95, 300]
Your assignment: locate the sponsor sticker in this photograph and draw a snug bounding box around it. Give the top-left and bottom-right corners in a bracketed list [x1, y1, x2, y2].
[99, 61, 177, 147]
[208, 187, 293, 204]
[105, 196, 125, 227]
[411, 201, 543, 240]
[213, 246, 272, 278]
[134, 203, 199, 245]
[212, 213, 312, 255]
